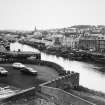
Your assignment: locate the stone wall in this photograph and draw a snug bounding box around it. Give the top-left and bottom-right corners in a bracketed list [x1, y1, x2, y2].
[1, 87, 36, 103]
[39, 86, 96, 105]
[40, 71, 79, 89]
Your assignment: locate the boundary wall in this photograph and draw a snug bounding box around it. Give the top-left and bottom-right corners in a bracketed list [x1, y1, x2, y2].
[1, 87, 36, 103]
[40, 72, 79, 89]
[39, 85, 96, 105]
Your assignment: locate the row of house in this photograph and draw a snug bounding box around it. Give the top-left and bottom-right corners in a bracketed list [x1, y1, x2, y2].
[42, 32, 105, 53]
[24, 26, 105, 53]
[79, 33, 105, 53]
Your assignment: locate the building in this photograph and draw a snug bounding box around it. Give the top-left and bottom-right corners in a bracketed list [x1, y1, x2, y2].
[43, 34, 64, 47]
[78, 32, 105, 53]
[61, 36, 75, 48]
[60, 33, 81, 49]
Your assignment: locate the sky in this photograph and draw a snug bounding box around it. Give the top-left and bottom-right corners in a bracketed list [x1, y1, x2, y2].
[0, 0, 105, 30]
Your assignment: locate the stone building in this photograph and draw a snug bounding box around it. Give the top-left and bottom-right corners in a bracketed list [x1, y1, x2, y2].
[78, 32, 105, 53]
[61, 36, 75, 48]
[60, 33, 82, 49]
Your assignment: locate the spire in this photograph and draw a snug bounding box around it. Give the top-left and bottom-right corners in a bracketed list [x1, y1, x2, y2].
[34, 26, 37, 32]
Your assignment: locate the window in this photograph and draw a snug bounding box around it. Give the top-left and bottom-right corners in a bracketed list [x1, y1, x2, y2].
[101, 37, 104, 39]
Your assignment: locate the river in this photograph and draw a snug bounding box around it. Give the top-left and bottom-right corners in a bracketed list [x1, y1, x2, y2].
[10, 42, 105, 93]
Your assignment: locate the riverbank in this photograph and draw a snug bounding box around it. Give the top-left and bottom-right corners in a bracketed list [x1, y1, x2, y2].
[19, 39, 105, 64]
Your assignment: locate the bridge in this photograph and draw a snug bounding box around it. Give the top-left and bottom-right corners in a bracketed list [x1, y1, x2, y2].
[0, 51, 41, 59]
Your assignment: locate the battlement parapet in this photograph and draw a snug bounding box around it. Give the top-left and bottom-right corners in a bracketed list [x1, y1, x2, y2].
[41, 71, 79, 89]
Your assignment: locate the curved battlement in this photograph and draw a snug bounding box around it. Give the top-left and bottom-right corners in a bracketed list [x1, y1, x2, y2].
[40, 71, 79, 89]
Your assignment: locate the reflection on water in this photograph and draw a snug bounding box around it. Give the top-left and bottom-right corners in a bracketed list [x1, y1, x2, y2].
[10, 42, 39, 53]
[10, 42, 105, 93]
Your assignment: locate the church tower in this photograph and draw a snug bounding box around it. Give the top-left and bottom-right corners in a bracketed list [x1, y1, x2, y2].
[34, 26, 37, 32]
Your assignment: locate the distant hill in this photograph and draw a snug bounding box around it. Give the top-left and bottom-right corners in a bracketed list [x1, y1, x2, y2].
[71, 25, 95, 29]
[97, 25, 105, 28]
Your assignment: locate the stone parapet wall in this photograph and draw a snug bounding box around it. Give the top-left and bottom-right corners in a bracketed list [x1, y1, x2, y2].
[40, 71, 79, 89]
[1, 87, 36, 104]
[39, 85, 96, 105]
